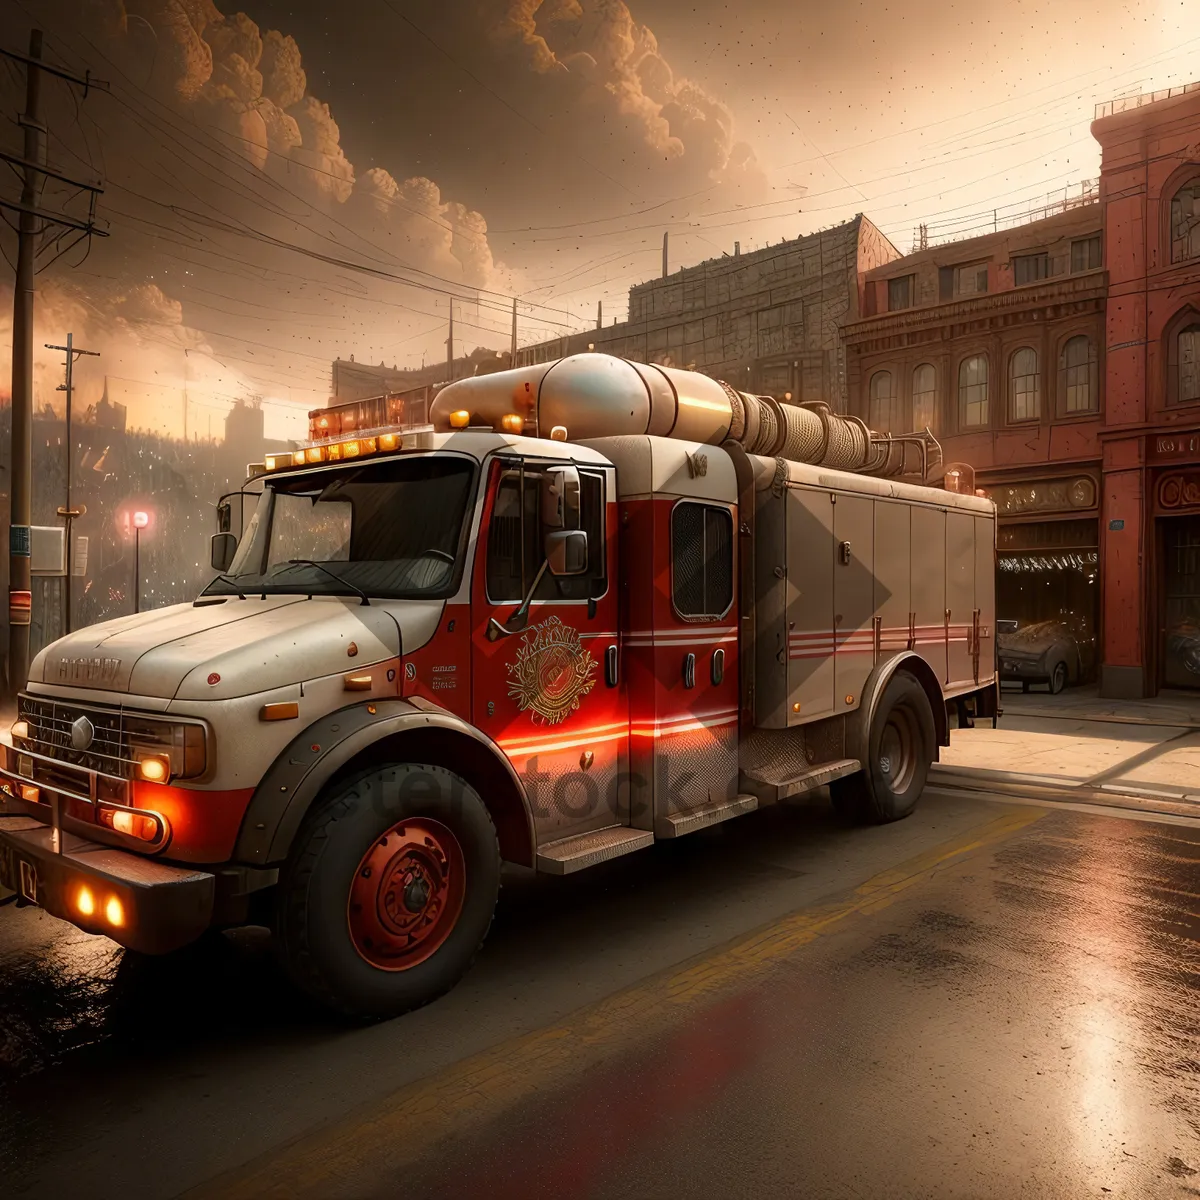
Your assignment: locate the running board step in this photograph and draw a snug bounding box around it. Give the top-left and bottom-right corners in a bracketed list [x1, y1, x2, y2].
[656, 794, 759, 839]
[740, 758, 861, 804]
[535, 826, 654, 875]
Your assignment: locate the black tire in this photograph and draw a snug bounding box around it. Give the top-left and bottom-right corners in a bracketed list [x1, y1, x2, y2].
[276, 763, 500, 1021]
[1048, 660, 1068, 695]
[831, 672, 936, 825]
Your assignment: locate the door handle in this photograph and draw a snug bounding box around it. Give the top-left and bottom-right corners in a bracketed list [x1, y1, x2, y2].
[683, 652, 696, 689]
[605, 644, 618, 687]
[711, 647, 725, 685]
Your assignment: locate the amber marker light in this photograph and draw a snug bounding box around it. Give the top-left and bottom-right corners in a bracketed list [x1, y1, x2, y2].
[344, 674, 373, 691]
[77, 887, 95, 917]
[137, 754, 170, 783]
[306, 446, 325, 463]
[500, 413, 523, 434]
[449, 410, 470, 429]
[264, 453, 285, 471]
[293, 450, 306, 466]
[260, 701, 300, 721]
[378, 432, 400, 451]
[550, 425, 568, 441]
[105, 897, 125, 927]
[10, 719, 28, 740]
[342, 440, 362, 458]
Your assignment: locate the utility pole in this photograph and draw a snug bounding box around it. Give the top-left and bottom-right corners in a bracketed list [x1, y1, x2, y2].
[510, 297, 517, 364]
[2, 30, 107, 701]
[662, 231, 669, 278]
[447, 300, 454, 383]
[596, 300, 603, 330]
[46, 333, 98, 634]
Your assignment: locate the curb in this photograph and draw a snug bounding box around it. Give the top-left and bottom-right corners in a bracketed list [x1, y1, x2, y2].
[929, 763, 1200, 821]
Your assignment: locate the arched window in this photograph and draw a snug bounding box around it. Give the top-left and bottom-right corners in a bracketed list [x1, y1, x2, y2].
[1008, 347, 1039, 422]
[912, 364, 937, 431]
[1171, 177, 1200, 263]
[1059, 335, 1098, 414]
[958, 356, 989, 428]
[869, 370, 896, 432]
[1181, 325, 1200, 404]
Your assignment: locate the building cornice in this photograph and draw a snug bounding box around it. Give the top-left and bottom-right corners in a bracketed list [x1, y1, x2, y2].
[842, 272, 1107, 346]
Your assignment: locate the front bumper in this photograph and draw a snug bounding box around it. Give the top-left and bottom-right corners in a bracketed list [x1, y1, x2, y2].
[0, 814, 215, 954]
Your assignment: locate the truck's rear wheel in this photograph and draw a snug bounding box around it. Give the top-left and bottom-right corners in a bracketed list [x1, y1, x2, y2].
[831, 672, 936, 825]
[276, 763, 499, 1021]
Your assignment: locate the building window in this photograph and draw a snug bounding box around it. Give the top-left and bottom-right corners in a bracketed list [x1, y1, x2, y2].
[958, 356, 989, 428]
[671, 502, 733, 619]
[1070, 235, 1102, 273]
[869, 370, 897, 431]
[1008, 348, 1040, 422]
[1013, 254, 1049, 286]
[1059, 335, 1098, 414]
[912, 363, 937, 431]
[888, 275, 914, 311]
[940, 264, 989, 301]
[1180, 325, 1200, 404]
[1172, 179, 1200, 263]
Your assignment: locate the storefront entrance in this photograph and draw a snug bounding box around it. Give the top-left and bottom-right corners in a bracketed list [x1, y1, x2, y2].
[1160, 514, 1200, 689]
[997, 518, 1100, 687]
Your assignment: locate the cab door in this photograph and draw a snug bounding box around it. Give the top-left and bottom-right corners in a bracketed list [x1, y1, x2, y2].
[470, 456, 628, 844]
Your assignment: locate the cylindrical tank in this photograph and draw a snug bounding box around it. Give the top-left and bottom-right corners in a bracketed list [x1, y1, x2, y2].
[429, 352, 925, 478]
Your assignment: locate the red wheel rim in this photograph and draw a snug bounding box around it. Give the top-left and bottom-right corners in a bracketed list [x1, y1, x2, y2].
[347, 817, 466, 971]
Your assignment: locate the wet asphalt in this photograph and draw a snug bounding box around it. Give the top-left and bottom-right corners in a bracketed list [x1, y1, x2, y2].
[1, 789, 1198, 1199]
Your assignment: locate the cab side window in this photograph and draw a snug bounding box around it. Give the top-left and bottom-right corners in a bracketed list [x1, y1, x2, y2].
[486, 463, 607, 602]
[672, 502, 733, 619]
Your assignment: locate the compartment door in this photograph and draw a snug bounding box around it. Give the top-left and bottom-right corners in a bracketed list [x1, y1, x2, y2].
[911, 506, 947, 684]
[946, 510, 976, 689]
[787, 487, 835, 721]
[833, 493, 876, 713]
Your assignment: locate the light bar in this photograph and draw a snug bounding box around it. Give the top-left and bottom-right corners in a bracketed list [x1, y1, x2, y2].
[261, 425, 436, 472]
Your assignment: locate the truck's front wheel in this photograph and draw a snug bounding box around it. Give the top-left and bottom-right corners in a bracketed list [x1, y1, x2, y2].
[276, 763, 500, 1021]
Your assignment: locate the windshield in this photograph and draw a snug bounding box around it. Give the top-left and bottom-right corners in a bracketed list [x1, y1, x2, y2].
[205, 455, 476, 600]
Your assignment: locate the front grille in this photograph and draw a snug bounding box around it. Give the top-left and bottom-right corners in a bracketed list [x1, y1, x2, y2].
[17, 695, 135, 780]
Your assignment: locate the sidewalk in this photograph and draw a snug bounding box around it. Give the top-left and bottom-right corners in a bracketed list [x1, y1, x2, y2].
[935, 684, 1200, 813]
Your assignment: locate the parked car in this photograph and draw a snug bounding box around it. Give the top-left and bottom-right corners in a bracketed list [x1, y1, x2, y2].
[997, 618, 1089, 694]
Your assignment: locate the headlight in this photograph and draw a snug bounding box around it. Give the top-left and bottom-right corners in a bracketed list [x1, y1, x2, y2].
[125, 717, 207, 781]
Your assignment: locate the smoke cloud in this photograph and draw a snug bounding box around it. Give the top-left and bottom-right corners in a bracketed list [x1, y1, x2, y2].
[493, 0, 764, 190]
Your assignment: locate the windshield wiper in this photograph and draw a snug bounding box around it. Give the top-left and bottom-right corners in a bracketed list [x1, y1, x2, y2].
[285, 559, 371, 606]
[199, 574, 246, 600]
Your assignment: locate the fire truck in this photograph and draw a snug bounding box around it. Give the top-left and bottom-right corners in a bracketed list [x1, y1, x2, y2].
[0, 354, 997, 1019]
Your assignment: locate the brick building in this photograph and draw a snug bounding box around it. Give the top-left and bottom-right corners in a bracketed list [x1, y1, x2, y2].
[842, 202, 1108, 684]
[515, 216, 899, 409]
[843, 83, 1200, 697]
[1094, 83, 1200, 697]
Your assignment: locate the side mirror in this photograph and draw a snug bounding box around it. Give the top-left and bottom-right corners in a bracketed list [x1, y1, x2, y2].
[540, 466, 580, 530]
[545, 529, 588, 576]
[210, 532, 238, 573]
[216, 498, 233, 534]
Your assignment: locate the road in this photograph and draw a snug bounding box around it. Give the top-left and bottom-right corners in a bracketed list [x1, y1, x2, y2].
[1, 785, 1198, 1199]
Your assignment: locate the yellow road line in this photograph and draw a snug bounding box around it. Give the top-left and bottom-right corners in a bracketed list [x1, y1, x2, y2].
[194, 805, 1043, 1200]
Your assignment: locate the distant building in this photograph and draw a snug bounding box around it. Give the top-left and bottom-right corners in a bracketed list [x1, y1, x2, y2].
[330, 347, 508, 403]
[514, 216, 899, 410]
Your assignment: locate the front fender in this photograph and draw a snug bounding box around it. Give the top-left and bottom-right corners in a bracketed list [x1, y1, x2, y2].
[233, 699, 534, 866]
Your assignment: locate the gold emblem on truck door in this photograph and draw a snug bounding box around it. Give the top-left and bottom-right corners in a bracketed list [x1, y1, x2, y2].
[506, 616, 597, 726]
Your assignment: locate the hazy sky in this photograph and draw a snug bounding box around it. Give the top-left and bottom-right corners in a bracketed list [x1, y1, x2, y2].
[0, 0, 1197, 437]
